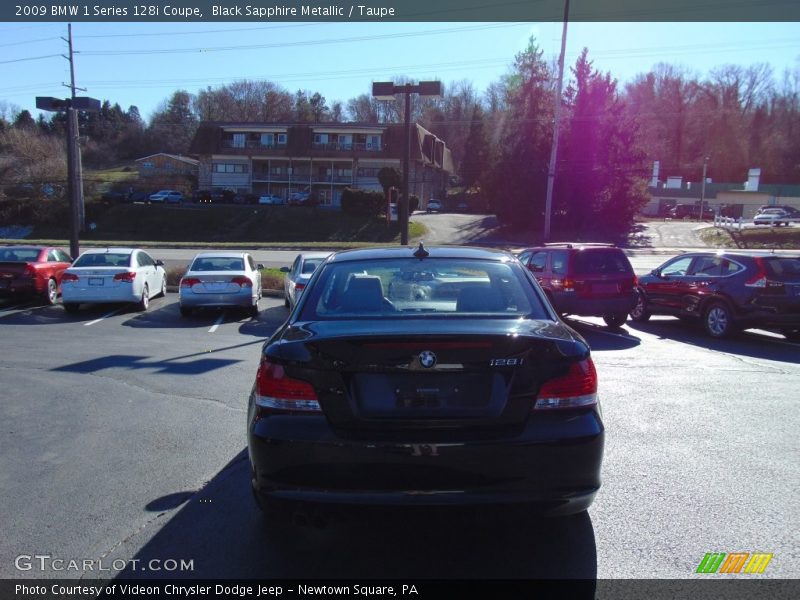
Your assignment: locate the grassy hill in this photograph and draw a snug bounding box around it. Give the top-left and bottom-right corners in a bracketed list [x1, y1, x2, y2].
[27, 202, 424, 247]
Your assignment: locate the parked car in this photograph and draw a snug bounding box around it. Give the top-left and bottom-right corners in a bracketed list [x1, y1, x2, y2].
[426, 198, 442, 213]
[517, 243, 637, 328]
[289, 191, 310, 205]
[755, 205, 800, 218]
[630, 251, 800, 340]
[0, 245, 73, 305]
[61, 248, 166, 312]
[179, 252, 263, 317]
[248, 245, 604, 522]
[148, 190, 184, 204]
[258, 194, 284, 205]
[753, 208, 793, 227]
[279, 251, 332, 309]
[669, 204, 715, 219]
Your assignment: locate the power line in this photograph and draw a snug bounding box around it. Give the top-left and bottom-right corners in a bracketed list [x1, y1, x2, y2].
[76, 23, 527, 56]
[0, 54, 62, 65]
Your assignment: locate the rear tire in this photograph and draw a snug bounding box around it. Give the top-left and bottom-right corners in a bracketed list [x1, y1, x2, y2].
[136, 284, 150, 312]
[629, 290, 651, 323]
[44, 278, 58, 305]
[249, 301, 260, 318]
[63, 303, 79, 313]
[703, 301, 735, 338]
[603, 312, 627, 329]
[284, 296, 290, 308]
[159, 276, 167, 298]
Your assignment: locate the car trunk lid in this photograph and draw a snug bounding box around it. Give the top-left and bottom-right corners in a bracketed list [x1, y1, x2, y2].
[267, 319, 588, 432]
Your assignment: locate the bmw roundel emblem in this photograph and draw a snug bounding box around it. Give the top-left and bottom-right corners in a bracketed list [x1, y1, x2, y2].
[419, 350, 437, 369]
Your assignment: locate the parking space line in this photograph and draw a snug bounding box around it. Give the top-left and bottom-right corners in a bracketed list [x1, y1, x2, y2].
[0, 303, 48, 319]
[0, 303, 30, 314]
[83, 308, 123, 326]
[208, 312, 226, 333]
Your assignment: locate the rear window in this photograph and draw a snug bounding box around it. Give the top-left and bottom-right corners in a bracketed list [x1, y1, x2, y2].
[572, 250, 633, 276]
[0, 248, 40, 262]
[763, 257, 800, 281]
[73, 253, 131, 267]
[191, 257, 244, 271]
[299, 258, 547, 320]
[301, 258, 326, 275]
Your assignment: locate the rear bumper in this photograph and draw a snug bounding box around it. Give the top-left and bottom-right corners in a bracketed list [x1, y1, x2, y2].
[179, 289, 256, 308]
[61, 285, 140, 304]
[552, 291, 636, 317]
[248, 406, 604, 516]
[0, 278, 44, 297]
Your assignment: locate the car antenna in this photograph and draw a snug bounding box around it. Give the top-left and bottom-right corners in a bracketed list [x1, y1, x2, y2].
[413, 242, 429, 259]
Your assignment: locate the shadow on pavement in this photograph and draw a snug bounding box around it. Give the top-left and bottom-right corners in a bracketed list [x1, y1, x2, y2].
[627, 318, 800, 364]
[116, 450, 598, 581]
[51, 353, 245, 376]
[564, 319, 642, 351]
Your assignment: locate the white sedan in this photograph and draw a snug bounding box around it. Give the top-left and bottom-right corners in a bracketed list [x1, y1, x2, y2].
[178, 252, 263, 317]
[280, 252, 332, 309]
[61, 248, 167, 312]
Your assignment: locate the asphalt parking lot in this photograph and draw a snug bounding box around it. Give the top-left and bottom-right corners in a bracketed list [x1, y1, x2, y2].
[0, 290, 798, 581]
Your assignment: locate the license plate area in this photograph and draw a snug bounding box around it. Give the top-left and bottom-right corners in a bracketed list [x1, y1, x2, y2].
[592, 283, 620, 294]
[353, 373, 506, 419]
[204, 282, 228, 292]
[88, 277, 104, 286]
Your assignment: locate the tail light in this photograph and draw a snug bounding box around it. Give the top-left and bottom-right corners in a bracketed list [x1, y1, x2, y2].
[294, 282, 306, 292]
[745, 258, 768, 288]
[534, 358, 598, 410]
[22, 264, 37, 278]
[231, 276, 253, 288]
[113, 272, 136, 282]
[181, 277, 201, 287]
[61, 273, 79, 283]
[254, 357, 320, 412]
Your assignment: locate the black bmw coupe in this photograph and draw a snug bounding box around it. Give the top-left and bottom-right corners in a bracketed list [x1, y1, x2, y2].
[247, 244, 604, 520]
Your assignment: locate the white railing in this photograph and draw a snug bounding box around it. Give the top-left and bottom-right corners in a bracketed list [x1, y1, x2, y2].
[714, 215, 744, 231]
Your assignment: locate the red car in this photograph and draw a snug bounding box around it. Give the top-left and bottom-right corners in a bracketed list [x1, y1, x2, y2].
[0, 246, 73, 305]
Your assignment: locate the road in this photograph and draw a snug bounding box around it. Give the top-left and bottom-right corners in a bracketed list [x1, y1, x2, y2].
[0, 216, 797, 584]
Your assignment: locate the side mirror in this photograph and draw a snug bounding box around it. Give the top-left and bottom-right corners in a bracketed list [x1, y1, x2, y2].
[280, 266, 290, 273]
[256, 263, 264, 270]
[651, 268, 661, 278]
[155, 260, 164, 267]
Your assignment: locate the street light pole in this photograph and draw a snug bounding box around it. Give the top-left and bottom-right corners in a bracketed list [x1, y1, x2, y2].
[401, 87, 412, 245]
[373, 80, 442, 246]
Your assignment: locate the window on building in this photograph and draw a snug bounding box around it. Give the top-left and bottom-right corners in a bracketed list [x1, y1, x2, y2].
[260, 133, 273, 147]
[277, 133, 287, 145]
[232, 134, 246, 148]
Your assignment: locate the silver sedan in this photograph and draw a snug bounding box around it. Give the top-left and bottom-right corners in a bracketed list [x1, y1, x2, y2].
[179, 252, 263, 317]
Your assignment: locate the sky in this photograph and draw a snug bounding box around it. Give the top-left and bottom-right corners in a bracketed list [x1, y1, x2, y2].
[0, 21, 798, 123]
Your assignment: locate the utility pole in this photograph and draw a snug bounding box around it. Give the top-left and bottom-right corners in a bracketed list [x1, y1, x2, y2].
[64, 23, 87, 235]
[37, 24, 99, 259]
[544, 0, 570, 242]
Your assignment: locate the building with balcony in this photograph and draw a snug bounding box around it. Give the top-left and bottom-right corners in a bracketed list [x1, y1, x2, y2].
[189, 122, 454, 207]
